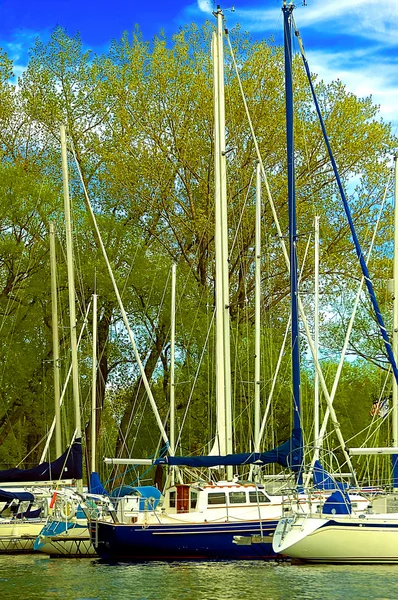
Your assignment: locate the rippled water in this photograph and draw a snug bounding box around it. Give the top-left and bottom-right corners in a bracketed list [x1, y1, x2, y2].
[0, 555, 397, 600]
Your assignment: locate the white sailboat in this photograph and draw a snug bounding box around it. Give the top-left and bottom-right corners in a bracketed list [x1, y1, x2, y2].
[273, 5, 398, 561]
[0, 138, 84, 552]
[0, 441, 82, 554]
[35, 125, 97, 557]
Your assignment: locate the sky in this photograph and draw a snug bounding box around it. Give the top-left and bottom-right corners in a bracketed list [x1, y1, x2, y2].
[0, 0, 397, 130]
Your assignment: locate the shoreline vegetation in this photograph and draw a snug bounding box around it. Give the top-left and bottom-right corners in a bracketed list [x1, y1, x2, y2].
[0, 22, 396, 487]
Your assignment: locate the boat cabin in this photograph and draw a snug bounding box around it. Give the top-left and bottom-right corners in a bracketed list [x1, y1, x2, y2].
[162, 482, 272, 514]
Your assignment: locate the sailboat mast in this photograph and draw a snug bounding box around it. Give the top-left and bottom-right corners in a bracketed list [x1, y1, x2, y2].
[170, 263, 176, 457]
[91, 291, 97, 474]
[213, 6, 233, 468]
[393, 155, 398, 488]
[60, 125, 82, 490]
[49, 221, 62, 458]
[314, 215, 320, 459]
[283, 2, 302, 442]
[254, 163, 261, 452]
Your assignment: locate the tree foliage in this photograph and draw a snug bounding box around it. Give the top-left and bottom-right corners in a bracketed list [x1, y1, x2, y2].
[0, 21, 396, 486]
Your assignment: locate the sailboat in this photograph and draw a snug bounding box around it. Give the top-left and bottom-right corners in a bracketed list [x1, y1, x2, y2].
[0, 128, 86, 555]
[274, 157, 398, 564]
[34, 126, 99, 558]
[272, 5, 398, 564]
[0, 135, 84, 554]
[0, 439, 82, 553]
[87, 5, 368, 562]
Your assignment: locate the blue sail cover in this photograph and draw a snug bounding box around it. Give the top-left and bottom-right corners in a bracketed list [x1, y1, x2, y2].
[89, 471, 108, 495]
[0, 489, 42, 519]
[322, 490, 352, 515]
[111, 485, 161, 509]
[154, 429, 303, 473]
[0, 440, 82, 483]
[0, 489, 34, 503]
[313, 460, 347, 491]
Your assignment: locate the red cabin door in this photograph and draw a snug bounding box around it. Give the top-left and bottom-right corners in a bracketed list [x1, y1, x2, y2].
[176, 484, 190, 513]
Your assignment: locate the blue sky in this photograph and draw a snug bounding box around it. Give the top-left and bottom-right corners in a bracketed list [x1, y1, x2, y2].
[1, 0, 397, 129]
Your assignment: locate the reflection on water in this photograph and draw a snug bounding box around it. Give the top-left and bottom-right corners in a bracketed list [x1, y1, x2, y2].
[0, 555, 397, 600]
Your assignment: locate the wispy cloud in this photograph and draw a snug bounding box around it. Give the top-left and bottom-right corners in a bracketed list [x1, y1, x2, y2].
[213, 1, 398, 128]
[306, 48, 398, 122]
[217, 1, 398, 45]
[297, 0, 398, 45]
[197, 0, 213, 15]
[1, 29, 46, 82]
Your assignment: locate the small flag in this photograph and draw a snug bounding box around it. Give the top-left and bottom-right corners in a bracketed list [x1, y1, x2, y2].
[370, 398, 389, 419]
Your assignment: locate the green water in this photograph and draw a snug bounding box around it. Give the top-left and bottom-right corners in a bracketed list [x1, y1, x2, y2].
[0, 555, 396, 600]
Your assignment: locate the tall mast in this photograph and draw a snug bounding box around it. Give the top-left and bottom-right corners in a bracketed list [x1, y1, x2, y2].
[170, 263, 177, 485]
[283, 2, 302, 446]
[60, 124, 82, 490]
[49, 221, 61, 457]
[254, 163, 261, 452]
[314, 215, 320, 460]
[91, 291, 98, 474]
[170, 263, 176, 457]
[212, 6, 232, 472]
[393, 155, 398, 488]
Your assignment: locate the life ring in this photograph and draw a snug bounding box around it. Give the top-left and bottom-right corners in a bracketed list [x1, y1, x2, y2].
[60, 499, 76, 520]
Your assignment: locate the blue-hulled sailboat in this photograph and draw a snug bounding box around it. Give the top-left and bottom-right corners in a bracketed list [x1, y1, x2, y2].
[87, 4, 369, 562]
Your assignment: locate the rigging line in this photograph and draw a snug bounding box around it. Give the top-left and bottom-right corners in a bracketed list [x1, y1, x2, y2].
[69, 139, 171, 450]
[343, 368, 391, 448]
[0, 185, 54, 444]
[314, 168, 393, 452]
[175, 308, 216, 451]
[113, 374, 149, 460]
[120, 242, 141, 300]
[0, 177, 46, 334]
[116, 267, 172, 451]
[229, 169, 255, 257]
[39, 301, 92, 463]
[226, 29, 348, 468]
[255, 228, 311, 454]
[147, 264, 171, 343]
[226, 31, 288, 267]
[14, 432, 49, 468]
[294, 21, 398, 386]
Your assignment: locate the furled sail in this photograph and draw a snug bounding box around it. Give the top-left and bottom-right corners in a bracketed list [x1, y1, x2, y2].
[154, 429, 303, 472]
[0, 440, 82, 483]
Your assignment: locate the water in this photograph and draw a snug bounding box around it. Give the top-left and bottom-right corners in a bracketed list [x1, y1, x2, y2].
[0, 555, 396, 600]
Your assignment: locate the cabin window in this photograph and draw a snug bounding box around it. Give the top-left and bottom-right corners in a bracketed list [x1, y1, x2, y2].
[169, 491, 176, 508]
[190, 491, 198, 509]
[249, 491, 270, 503]
[229, 492, 247, 504]
[208, 492, 226, 505]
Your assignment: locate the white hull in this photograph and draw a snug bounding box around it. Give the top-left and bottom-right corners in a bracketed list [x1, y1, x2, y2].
[273, 513, 398, 563]
[0, 520, 46, 554]
[36, 526, 96, 557]
[35, 515, 97, 557]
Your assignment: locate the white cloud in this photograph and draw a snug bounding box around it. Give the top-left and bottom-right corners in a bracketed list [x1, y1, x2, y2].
[226, 1, 398, 45]
[302, 47, 398, 126]
[295, 0, 398, 47]
[217, 2, 398, 128]
[197, 0, 213, 15]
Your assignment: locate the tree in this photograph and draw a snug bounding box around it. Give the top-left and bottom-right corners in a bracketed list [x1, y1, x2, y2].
[0, 21, 395, 481]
